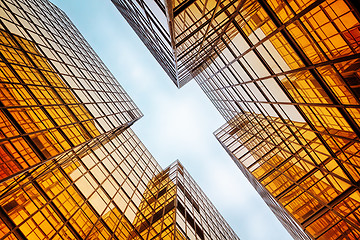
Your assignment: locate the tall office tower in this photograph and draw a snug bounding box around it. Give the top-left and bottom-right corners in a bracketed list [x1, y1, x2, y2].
[0, 0, 240, 240]
[0, 0, 142, 187]
[0, 128, 163, 240]
[130, 161, 240, 240]
[111, 0, 178, 86]
[111, 0, 198, 87]
[113, 0, 360, 239]
[205, 1, 360, 240]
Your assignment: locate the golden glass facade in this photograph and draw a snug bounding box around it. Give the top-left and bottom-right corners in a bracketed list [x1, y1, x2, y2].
[114, 0, 360, 239]
[130, 161, 240, 240]
[0, 0, 142, 183]
[0, 131, 239, 240]
[0, 0, 239, 240]
[0, 128, 163, 240]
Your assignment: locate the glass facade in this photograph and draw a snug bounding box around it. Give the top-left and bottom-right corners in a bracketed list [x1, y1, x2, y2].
[129, 161, 240, 240]
[0, 0, 142, 183]
[0, 1, 239, 240]
[205, 1, 360, 239]
[111, 0, 178, 86]
[115, 0, 360, 239]
[0, 128, 163, 240]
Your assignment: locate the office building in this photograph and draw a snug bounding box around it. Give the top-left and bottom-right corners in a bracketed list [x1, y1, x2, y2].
[130, 161, 240, 240]
[0, 0, 142, 185]
[0, 0, 239, 239]
[0, 128, 162, 240]
[111, 0, 177, 86]
[114, 0, 360, 239]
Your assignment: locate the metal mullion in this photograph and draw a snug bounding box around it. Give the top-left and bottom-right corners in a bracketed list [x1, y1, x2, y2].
[27, 1, 126, 129]
[142, 0, 171, 47]
[0, 205, 27, 240]
[117, 1, 178, 82]
[13, 127, 122, 196]
[175, 0, 236, 46]
[0, 97, 46, 163]
[224, 0, 360, 188]
[231, 152, 312, 240]
[142, 2, 169, 41]
[31, 180, 83, 240]
[57, 163, 127, 240]
[250, 111, 357, 168]
[297, 4, 360, 102]
[51, 165, 117, 239]
[321, 3, 358, 55]
[221, 98, 360, 109]
[257, 139, 322, 186]
[125, 11, 172, 62]
[199, 53, 277, 136]
[0, 127, 124, 190]
[0, 110, 121, 144]
[208, 52, 360, 87]
[213, 42, 301, 157]
[84, 140, 148, 239]
[248, 129, 355, 190]
[222, 97, 360, 109]
[173, 0, 197, 17]
[221, 37, 300, 127]
[198, 0, 328, 78]
[255, 153, 304, 182]
[335, 193, 360, 230]
[301, 185, 358, 229]
[292, 5, 331, 64]
[0, 22, 92, 144]
[0, 100, 122, 110]
[257, 1, 360, 189]
[274, 159, 354, 205]
[162, 0, 179, 85]
[258, 0, 360, 139]
[183, 0, 222, 65]
[186, 0, 211, 42]
[190, 0, 240, 66]
[249, 129, 316, 172]
[298, 4, 360, 107]
[192, 0, 246, 64]
[238, 109, 360, 147]
[79, 173, 125, 240]
[177, 24, 221, 62]
[346, 0, 360, 21]
[0, 172, 84, 239]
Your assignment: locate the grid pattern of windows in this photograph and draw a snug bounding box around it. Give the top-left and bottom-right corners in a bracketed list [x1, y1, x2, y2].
[0, 0, 142, 182]
[111, 0, 178, 86]
[0, 128, 163, 240]
[215, 114, 360, 240]
[199, 1, 360, 239]
[131, 161, 240, 240]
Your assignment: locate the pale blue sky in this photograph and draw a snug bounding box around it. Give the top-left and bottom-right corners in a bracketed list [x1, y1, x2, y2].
[51, 1, 293, 239]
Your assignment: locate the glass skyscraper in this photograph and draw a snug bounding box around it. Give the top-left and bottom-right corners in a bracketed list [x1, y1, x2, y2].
[0, 0, 239, 239]
[0, 0, 142, 184]
[113, 0, 360, 239]
[127, 161, 239, 240]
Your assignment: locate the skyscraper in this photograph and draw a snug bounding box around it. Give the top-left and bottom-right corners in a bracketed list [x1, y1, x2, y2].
[113, 0, 360, 239]
[0, 0, 142, 185]
[0, 0, 239, 239]
[130, 161, 239, 240]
